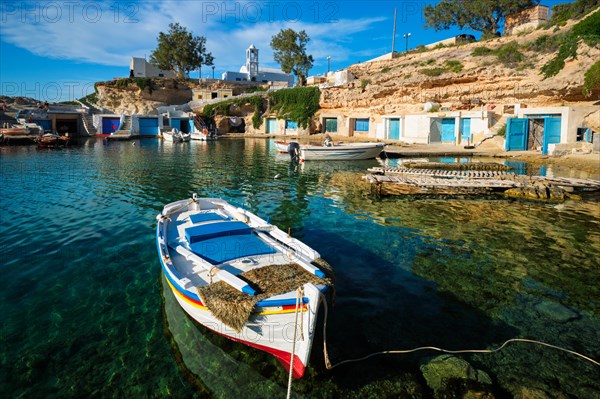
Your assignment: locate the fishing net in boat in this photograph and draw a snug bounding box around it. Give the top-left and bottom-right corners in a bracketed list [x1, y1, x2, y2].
[197, 262, 333, 332]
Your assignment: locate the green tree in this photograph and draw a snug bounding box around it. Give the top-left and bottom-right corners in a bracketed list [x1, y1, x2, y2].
[150, 23, 213, 79]
[270, 29, 314, 86]
[424, 0, 539, 37]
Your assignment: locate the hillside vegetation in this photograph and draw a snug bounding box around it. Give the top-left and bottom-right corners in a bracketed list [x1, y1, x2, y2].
[322, 7, 599, 115]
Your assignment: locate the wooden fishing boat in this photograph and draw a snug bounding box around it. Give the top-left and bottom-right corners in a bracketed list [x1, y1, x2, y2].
[300, 142, 385, 161]
[36, 133, 69, 148]
[156, 195, 332, 378]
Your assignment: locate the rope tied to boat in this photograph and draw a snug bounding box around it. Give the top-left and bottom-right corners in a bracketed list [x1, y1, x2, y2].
[286, 286, 304, 399]
[317, 292, 599, 371]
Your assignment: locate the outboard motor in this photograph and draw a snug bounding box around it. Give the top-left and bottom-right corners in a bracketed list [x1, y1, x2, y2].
[288, 142, 300, 161]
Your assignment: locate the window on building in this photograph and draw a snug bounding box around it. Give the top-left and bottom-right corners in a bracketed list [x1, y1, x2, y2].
[354, 118, 369, 132]
[285, 120, 298, 129]
[211, 92, 218, 99]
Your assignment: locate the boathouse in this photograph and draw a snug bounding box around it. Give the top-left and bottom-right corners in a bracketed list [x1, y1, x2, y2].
[164, 111, 195, 134]
[93, 114, 123, 135]
[131, 114, 163, 136]
[504, 106, 595, 154]
[263, 117, 309, 135]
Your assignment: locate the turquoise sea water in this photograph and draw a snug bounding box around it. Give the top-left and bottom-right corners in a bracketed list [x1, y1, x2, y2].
[1, 138, 599, 398]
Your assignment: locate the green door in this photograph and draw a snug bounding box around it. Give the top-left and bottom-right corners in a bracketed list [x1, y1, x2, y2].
[324, 118, 337, 133]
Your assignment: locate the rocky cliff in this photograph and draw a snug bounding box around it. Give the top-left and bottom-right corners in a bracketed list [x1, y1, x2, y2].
[94, 78, 266, 115]
[320, 15, 599, 121]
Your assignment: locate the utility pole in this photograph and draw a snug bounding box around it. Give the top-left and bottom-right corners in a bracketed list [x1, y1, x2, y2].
[212, 66, 215, 79]
[327, 56, 331, 73]
[391, 8, 397, 55]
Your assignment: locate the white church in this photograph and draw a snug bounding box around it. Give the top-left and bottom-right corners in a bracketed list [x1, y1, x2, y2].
[221, 44, 294, 87]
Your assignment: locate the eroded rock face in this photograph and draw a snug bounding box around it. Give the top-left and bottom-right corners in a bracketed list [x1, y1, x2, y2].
[319, 23, 600, 118]
[95, 79, 268, 116]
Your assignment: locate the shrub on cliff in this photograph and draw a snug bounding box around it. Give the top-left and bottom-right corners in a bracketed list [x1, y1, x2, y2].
[583, 60, 600, 96]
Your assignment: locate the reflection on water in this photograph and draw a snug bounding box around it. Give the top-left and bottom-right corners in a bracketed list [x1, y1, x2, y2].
[1, 138, 598, 398]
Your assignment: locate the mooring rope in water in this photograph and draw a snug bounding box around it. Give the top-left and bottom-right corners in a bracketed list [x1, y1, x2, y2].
[286, 286, 304, 399]
[318, 293, 600, 371]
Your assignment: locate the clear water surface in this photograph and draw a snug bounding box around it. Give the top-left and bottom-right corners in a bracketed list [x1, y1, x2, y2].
[1, 138, 598, 398]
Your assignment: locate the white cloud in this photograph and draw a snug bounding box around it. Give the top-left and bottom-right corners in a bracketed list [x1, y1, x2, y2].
[1, 1, 385, 73]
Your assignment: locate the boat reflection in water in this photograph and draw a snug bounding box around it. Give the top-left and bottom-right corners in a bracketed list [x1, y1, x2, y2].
[161, 275, 287, 398]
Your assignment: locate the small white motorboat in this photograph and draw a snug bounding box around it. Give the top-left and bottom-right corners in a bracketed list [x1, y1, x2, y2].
[300, 137, 385, 161]
[275, 140, 292, 153]
[156, 195, 333, 378]
[162, 128, 183, 142]
[180, 132, 191, 142]
[191, 128, 218, 141]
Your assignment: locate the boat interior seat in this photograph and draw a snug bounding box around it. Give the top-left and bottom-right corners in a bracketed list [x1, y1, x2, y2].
[185, 221, 251, 244]
[189, 212, 228, 224]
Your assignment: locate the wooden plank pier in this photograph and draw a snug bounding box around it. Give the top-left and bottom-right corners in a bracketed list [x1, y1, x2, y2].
[364, 166, 600, 200]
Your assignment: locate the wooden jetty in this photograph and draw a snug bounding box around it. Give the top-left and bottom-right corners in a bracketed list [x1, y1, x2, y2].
[364, 167, 600, 200]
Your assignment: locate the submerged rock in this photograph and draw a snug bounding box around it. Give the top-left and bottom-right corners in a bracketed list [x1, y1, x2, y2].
[504, 184, 570, 201]
[420, 355, 493, 394]
[534, 300, 579, 323]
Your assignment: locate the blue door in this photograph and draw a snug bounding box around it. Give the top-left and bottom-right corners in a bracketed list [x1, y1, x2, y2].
[388, 118, 400, 140]
[102, 117, 120, 134]
[506, 118, 528, 151]
[266, 118, 277, 134]
[441, 118, 456, 143]
[139, 118, 158, 135]
[170, 118, 181, 131]
[542, 117, 561, 155]
[33, 119, 52, 132]
[460, 118, 471, 143]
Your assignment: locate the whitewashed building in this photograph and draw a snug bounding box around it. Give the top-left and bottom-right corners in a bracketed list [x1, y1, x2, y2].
[222, 45, 294, 87]
[129, 57, 175, 78]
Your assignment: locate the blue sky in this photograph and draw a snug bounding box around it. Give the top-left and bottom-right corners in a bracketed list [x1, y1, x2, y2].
[0, 0, 571, 102]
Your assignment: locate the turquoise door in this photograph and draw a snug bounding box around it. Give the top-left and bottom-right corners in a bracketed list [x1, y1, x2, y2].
[441, 118, 456, 143]
[266, 118, 277, 134]
[506, 118, 528, 151]
[542, 117, 561, 155]
[139, 118, 158, 135]
[388, 118, 400, 140]
[460, 118, 471, 143]
[324, 118, 337, 133]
